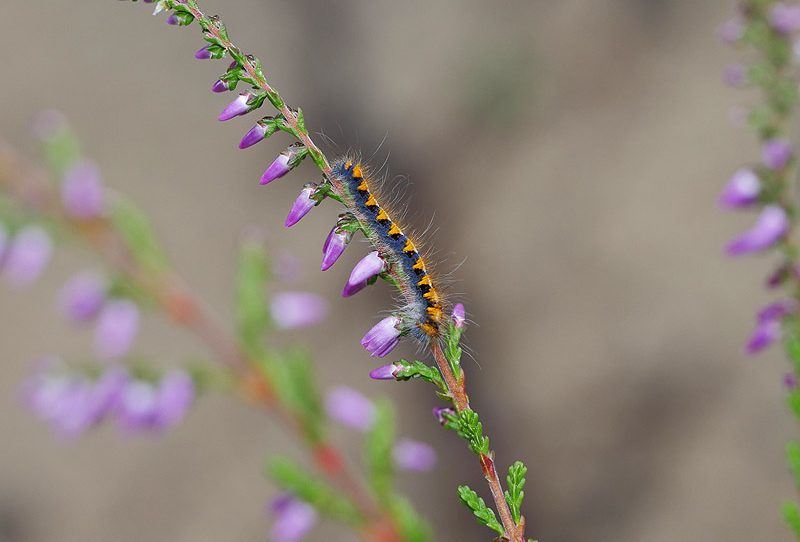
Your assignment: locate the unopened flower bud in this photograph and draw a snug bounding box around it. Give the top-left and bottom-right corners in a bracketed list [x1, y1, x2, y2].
[725, 205, 788, 256]
[321, 226, 350, 271]
[361, 316, 402, 357]
[285, 184, 317, 227]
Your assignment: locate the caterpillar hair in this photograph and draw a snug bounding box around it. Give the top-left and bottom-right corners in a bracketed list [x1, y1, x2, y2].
[330, 157, 446, 341]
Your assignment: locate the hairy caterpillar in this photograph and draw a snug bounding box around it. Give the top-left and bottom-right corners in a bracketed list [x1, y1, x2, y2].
[331, 158, 445, 340]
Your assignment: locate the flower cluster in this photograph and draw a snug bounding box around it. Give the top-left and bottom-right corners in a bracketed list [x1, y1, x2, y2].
[23, 359, 195, 437]
[719, 3, 800, 355]
[0, 224, 53, 287]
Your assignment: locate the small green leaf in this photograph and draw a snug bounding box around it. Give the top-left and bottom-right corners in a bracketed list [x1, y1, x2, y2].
[457, 485, 504, 536]
[271, 348, 324, 443]
[389, 497, 433, 542]
[505, 460, 527, 524]
[788, 442, 800, 490]
[394, 359, 445, 390]
[455, 408, 490, 455]
[235, 239, 271, 356]
[109, 196, 169, 273]
[267, 457, 360, 524]
[365, 400, 395, 505]
[783, 500, 800, 540]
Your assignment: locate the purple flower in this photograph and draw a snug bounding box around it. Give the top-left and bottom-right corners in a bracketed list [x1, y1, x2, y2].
[165, 13, 180, 25]
[763, 138, 793, 170]
[785, 372, 798, 390]
[115, 379, 159, 431]
[23, 361, 129, 438]
[270, 291, 329, 330]
[361, 316, 402, 357]
[219, 92, 256, 121]
[342, 251, 385, 297]
[59, 270, 107, 322]
[452, 303, 466, 329]
[393, 439, 437, 472]
[260, 152, 291, 185]
[770, 3, 800, 34]
[194, 45, 213, 59]
[718, 168, 761, 209]
[718, 16, 745, 44]
[757, 298, 797, 322]
[369, 362, 401, 380]
[93, 299, 141, 360]
[239, 121, 269, 149]
[325, 386, 375, 431]
[2, 226, 53, 287]
[285, 184, 317, 227]
[725, 205, 788, 256]
[745, 319, 782, 355]
[432, 406, 456, 425]
[321, 227, 349, 271]
[61, 160, 105, 219]
[155, 369, 195, 428]
[270, 494, 318, 542]
[212, 79, 230, 93]
[723, 64, 747, 87]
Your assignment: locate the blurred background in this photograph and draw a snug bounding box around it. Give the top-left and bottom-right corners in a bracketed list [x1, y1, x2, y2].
[0, 1, 791, 541]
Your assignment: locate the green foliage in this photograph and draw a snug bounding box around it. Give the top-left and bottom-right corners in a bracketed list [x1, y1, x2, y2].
[783, 501, 800, 540]
[268, 457, 361, 524]
[443, 322, 464, 377]
[110, 196, 169, 273]
[457, 485, 504, 536]
[505, 461, 527, 524]
[389, 497, 432, 542]
[271, 348, 324, 444]
[455, 408, 490, 455]
[365, 401, 395, 505]
[235, 240, 271, 356]
[39, 122, 81, 178]
[788, 442, 800, 490]
[394, 359, 445, 390]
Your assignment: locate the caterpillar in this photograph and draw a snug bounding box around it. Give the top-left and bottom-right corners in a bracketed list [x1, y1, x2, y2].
[330, 158, 445, 340]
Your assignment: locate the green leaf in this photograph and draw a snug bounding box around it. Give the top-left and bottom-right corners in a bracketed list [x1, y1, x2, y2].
[443, 323, 464, 377]
[457, 485, 504, 536]
[271, 348, 324, 443]
[394, 359, 445, 390]
[40, 122, 81, 178]
[788, 390, 800, 420]
[109, 195, 169, 273]
[296, 108, 306, 133]
[455, 408, 490, 455]
[365, 400, 395, 505]
[267, 457, 360, 524]
[235, 239, 271, 356]
[505, 460, 527, 524]
[788, 442, 800, 490]
[389, 497, 432, 542]
[782, 500, 800, 540]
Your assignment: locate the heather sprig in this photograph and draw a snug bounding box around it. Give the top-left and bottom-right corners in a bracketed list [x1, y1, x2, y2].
[721, 1, 800, 537]
[122, 1, 534, 539]
[1, 121, 435, 542]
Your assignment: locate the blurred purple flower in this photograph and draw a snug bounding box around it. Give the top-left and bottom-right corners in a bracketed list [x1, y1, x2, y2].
[59, 270, 107, 322]
[762, 138, 793, 170]
[2, 226, 53, 287]
[723, 64, 747, 87]
[116, 379, 160, 431]
[745, 319, 782, 355]
[212, 79, 229, 93]
[270, 291, 328, 330]
[61, 160, 105, 219]
[718, 168, 761, 209]
[393, 439, 437, 472]
[270, 494, 318, 542]
[361, 316, 402, 357]
[325, 386, 375, 431]
[725, 205, 788, 256]
[432, 406, 456, 425]
[93, 299, 141, 360]
[770, 3, 800, 34]
[785, 372, 798, 390]
[718, 16, 745, 44]
[155, 369, 195, 428]
[757, 298, 797, 322]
